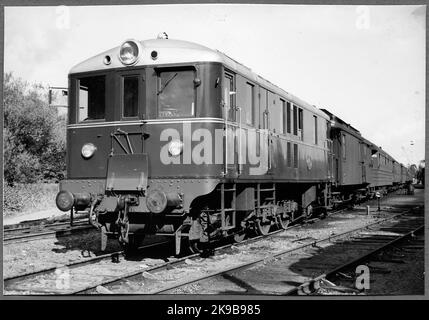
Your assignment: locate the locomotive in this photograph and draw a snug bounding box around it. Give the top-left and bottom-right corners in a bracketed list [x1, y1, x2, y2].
[55, 35, 412, 254]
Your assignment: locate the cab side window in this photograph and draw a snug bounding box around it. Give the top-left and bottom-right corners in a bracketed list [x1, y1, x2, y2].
[122, 76, 139, 118]
[223, 72, 235, 121]
[78, 75, 106, 122]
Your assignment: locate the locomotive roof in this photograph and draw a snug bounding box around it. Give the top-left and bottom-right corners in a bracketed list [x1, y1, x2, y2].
[70, 38, 328, 119]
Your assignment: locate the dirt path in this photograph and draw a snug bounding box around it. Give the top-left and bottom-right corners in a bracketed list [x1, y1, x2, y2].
[3, 207, 66, 226]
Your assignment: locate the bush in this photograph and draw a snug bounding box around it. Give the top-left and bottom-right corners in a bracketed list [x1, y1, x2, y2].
[3, 72, 66, 185]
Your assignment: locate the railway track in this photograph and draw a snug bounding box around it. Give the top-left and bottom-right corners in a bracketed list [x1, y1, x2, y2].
[288, 223, 424, 295]
[3, 192, 417, 295]
[3, 219, 92, 244]
[4, 207, 345, 295]
[155, 207, 423, 295]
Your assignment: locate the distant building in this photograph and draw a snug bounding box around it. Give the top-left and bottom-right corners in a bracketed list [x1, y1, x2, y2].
[49, 87, 68, 116]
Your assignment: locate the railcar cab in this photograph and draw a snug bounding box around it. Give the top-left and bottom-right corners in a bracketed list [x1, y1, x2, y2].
[66, 38, 226, 181]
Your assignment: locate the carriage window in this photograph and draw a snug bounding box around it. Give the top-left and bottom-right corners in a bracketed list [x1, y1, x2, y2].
[287, 142, 292, 167]
[293, 144, 298, 168]
[293, 104, 298, 135]
[342, 134, 346, 159]
[298, 108, 303, 140]
[157, 69, 195, 118]
[286, 102, 291, 134]
[281, 99, 286, 134]
[78, 75, 105, 122]
[245, 82, 254, 125]
[123, 76, 139, 118]
[313, 115, 318, 145]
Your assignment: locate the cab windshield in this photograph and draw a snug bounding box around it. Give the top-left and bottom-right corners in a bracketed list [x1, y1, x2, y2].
[157, 69, 195, 118]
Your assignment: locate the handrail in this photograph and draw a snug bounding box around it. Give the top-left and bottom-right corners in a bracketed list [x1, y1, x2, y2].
[237, 106, 242, 175]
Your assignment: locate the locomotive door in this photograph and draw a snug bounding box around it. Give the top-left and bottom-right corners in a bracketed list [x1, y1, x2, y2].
[359, 142, 367, 184]
[112, 69, 146, 154]
[223, 72, 239, 177]
[259, 88, 271, 175]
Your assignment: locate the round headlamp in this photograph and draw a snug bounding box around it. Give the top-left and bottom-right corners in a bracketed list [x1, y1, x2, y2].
[118, 39, 141, 65]
[81, 143, 97, 159]
[168, 140, 183, 157]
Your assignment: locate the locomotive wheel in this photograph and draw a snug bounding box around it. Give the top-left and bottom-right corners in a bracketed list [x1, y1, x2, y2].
[277, 213, 290, 230]
[187, 239, 204, 254]
[255, 219, 271, 236]
[233, 231, 246, 243]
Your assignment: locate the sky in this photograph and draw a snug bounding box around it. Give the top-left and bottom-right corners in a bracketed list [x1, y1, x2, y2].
[4, 4, 426, 166]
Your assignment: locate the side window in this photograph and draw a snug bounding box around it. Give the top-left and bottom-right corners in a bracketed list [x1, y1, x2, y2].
[278, 99, 283, 133]
[122, 76, 139, 118]
[78, 75, 106, 122]
[342, 134, 346, 160]
[286, 102, 291, 134]
[287, 142, 292, 167]
[281, 99, 286, 134]
[245, 82, 254, 125]
[223, 72, 235, 121]
[293, 144, 298, 168]
[313, 115, 318, 145]
[298, 108, 303, 140]
[293, 104, 298, 135]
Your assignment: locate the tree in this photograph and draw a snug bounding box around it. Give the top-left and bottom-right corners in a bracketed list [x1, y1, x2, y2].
[416, 160, 425, 185]
[3, 72, 66, 185]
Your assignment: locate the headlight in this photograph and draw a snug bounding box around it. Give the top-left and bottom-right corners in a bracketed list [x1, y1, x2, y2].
[168, 140, 183, 157]
[81, 143, 97, 159]
[118, 39, 141, 65]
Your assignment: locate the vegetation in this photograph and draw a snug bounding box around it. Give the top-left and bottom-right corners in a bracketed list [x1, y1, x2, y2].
[416, 160, 425, 185]
[3, 73, 66, 214]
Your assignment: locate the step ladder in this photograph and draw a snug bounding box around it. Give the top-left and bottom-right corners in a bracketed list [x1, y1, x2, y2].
[256, 183, 276, 212]
[218, 183, 236, 231]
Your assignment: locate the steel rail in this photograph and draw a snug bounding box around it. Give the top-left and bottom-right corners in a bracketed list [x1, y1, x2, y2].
[149, 210, 416, 294]
[3, 240, 172, 285]
[285, 223, 424, 295]
[4, 219, 88, 232]
[71, 209, 347, 294]
[5, 196, 400, 294]
[5, 208, 333, 293]
[4, 223, 93, 244]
